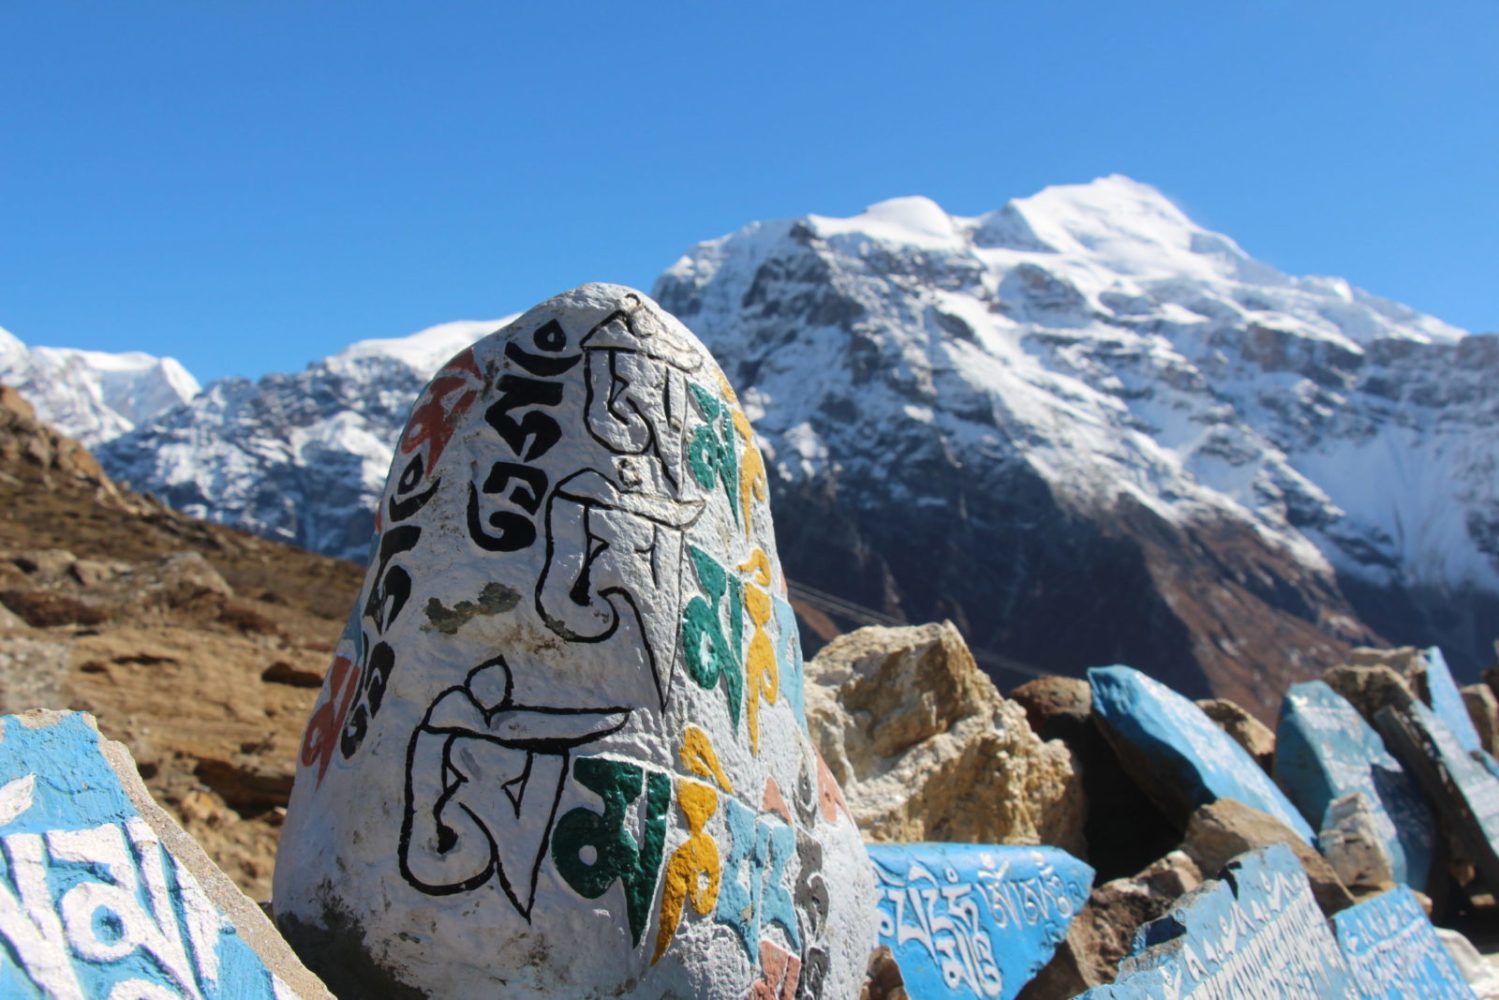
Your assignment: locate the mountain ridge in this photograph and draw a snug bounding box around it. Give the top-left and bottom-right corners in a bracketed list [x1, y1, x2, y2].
[7, 176, 1495, 707]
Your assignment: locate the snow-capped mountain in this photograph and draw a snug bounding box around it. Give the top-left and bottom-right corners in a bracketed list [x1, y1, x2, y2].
[96, 319, 509, 557]
[49, 175, 1498, 711]
[0, 325, 200, 445]
[653, 176, 1497, 709]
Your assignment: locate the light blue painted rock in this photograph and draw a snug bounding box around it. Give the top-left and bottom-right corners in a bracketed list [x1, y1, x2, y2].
[1078, 843, 1359, 999]
[1334, 886, 1476, 999]
[867, 843, 1093, 1000]
[1274, 680, 1434, 890]
[0, 710, 326, 999]
[1089, 666, 1315, 842]
[1422, 647, 1485, 756]
[1375, 699, 1499, 890]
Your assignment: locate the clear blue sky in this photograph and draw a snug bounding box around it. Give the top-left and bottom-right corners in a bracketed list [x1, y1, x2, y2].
[2, 2, 1495, 382]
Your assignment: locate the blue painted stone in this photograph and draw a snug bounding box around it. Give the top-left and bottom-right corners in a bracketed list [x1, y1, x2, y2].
[867, 843, 1093, 1000]
[1375, 699, 1499, 890]
[1089, 666, 1315, 842]
[1078, 843, 1360, 999]
[1274, 680, 1434, 890]
[1334, 886, 1476, 998]
[0, 711, 308, 999]
[1423, 647, 1484, 756]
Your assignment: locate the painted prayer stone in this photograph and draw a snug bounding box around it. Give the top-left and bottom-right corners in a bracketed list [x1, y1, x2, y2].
[1333, 886, 1476, 999]
[1274, 680, 1434, 890]
[1375, 699, 1499, 891]
[273, 285, 879, 999]
[867, 843, 1093, 1000]
[0, 711, 326, 999]
[1078, 843, 1359, 999]
[1422, 646, 1486, 757]
[1089, 666, 1316, 842]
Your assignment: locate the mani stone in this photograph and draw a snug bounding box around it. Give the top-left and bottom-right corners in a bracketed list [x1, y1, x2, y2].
[1375, 698, 1499, 892]
[0, 710, 328, 999]
[1417, 646, 1487, 757]
[273, 285, 879, 999]
[1333, 886, 1476, 998]
[1076, 843, 1359, 999]
[1088, 666, 1314, 842]
[867, 843, 1093, 1000]
[1273, 679, 1435, 891]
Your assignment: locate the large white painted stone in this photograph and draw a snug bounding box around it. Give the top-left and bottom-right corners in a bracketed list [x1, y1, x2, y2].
[273, 284, 878, 998]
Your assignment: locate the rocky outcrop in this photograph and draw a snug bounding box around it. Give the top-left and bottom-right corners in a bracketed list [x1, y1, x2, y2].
[1318, 792, 1398, 897]
[808, 622, 1085, 854]
[1182, 798, 1355, 916]
[1323, 661, 1417, 728]
[1017, 851, 1203, 997]
[1197, 697, 1275, 771]
[0, 387, 362, 901]
[1463, 684, 1499, 757]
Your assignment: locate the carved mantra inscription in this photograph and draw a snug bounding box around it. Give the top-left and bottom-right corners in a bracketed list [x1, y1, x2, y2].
[868, 844, 1092, 1000]
[1081, 844, 1358, 1000]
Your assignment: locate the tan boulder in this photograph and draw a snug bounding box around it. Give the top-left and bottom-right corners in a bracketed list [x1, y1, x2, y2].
[807, 622, 1085, 854]
[1323, 662, 1415, 728]
[1318, 792, 1397, 897]
[1183, 798, 1355, 915]
[1462, 683, 1499, 757]
[1196, 697, 1275, 772]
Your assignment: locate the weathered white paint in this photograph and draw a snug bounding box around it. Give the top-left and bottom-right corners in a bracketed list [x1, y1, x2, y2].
[275, 284, 878, 998]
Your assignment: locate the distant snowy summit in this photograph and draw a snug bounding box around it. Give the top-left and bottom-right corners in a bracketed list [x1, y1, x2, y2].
[655, 175, 1497, 701]
[0, 325, 200, 445]
[8, 176, 1496, 704]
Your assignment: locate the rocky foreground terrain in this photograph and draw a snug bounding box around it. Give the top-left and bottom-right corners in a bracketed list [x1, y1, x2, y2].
[5, 384, 1499, 997]
[0, 384, 359, 900]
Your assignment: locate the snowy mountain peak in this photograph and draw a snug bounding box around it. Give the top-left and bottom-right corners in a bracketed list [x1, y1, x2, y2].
[810, 195, 961, 249]
[0, 325, 200, 445]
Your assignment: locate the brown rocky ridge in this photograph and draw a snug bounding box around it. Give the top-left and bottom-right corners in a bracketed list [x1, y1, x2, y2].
[0, 385, 360, 900]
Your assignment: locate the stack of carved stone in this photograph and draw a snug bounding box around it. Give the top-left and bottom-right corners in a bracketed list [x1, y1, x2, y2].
[272, 286, 881, 998]
[991, 645, 1499, 998]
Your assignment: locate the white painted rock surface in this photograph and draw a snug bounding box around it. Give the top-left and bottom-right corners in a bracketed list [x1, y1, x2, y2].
[273, 284, 878, 998]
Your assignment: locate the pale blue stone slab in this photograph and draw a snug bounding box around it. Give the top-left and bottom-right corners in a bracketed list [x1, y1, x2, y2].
[1334, 886, 1476, 999]
[1423, 646, 1484, 756]
[1376, 698, 1499, 890]
[1274, 680, 1434, 890]
[867, 843, 1093, 1000]
[1089, 665, 1315, 842]
[1078, 843, 1359, 999]
[0, 712, 295, 999]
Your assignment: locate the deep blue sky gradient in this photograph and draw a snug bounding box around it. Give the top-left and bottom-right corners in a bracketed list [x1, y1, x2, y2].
[2, 2, 1495, 382]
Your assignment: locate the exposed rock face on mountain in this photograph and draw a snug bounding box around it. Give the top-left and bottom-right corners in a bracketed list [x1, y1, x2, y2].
[0, 324, 199, 445]
[0, 386, 360, 901]
[19, 177, 1497, 712]
[653, 177, 1499, 708]
[806, 622, 1085, 854]
[97, 320, 507, 557]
